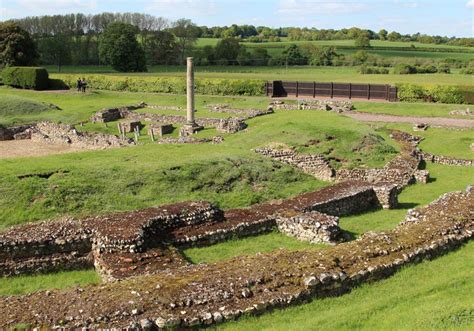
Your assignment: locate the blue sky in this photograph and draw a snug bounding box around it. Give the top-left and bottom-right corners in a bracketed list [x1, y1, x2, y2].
[0, 0, 473, 37]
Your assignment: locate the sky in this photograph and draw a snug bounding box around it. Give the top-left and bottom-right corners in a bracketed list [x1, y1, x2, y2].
[0, 0, 473, 37]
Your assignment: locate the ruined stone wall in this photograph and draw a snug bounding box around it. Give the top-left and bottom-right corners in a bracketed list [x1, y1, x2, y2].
[90, 103, 146, 123]
[1, 187, 471, 329]
[30, 122, 134, 149]
[254, 147, 335, 181]
[269, 100, 354, 113]
[0, 218, 93, 277]
[421, 152, 474, 167]
[276, 211, 341, 244]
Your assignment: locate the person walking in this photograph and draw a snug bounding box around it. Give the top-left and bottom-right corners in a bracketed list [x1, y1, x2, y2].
[81, 78, 87, 93]
[76, 77, 82, 92]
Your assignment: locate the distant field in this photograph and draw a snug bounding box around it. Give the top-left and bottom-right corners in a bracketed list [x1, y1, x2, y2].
[196, 37, 474, 60]
[199, 37, 474, 50]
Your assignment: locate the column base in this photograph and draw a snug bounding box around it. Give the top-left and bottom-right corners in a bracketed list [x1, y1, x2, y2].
[179, 123, 204, 137]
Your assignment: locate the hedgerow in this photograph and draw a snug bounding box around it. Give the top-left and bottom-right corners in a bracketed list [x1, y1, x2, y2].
[397, 84, 464, 104]
[53, 74, 266, 96]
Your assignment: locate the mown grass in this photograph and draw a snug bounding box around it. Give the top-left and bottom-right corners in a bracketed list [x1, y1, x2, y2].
[183, 231, 323, 264]
[0, 270, 100, 296]
[353, 101, 472, 118]
[0, 95, 51, 117]
[378, 123, 474, 159]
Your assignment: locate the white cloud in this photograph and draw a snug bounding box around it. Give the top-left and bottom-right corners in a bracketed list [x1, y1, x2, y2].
[146, 0, 219, 17]
[393, 0, 419, 9]
[17, 0, 97, 11]
[466, 0, 474, 8]
[276, 0, 368, 15]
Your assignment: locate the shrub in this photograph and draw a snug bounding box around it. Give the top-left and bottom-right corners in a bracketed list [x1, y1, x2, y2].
[359, 65, 389, 74]
[460, 66, 474, 75]
[393, 64, 417, 74]
[2, 66, 49, 90]
[397, 84, 464, 104]
[52, 74, 266, 96]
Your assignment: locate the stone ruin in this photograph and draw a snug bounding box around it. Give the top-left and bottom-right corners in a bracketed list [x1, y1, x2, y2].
[89, 103, 260, 138]
[0, 122, 134, 150]
[0, 180, 400, 279]
[269, 100, 354, 113]
[1, 184, 472, 329]
[449, 108, 472, 116]
[254, 144, 335, 181]
[255, 130, 424, 189]
[413, 123, 429, 131]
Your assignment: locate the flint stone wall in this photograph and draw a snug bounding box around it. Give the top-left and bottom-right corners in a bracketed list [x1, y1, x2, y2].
[254, 147, 335, 181]
[91, 103, 146, 123]
[2, 187, 471, 329]
[31, 122, 134, 149]
[269, 100, 354, 113]
[421, 152, 473, 167]
[276, 211, 341, 244]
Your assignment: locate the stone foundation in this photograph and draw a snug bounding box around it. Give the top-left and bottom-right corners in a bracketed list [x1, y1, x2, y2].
[421, 152, 474, 167]
[1, 186, 472, 329]
[276, 211, 341, 244]
[147, 123, 174, 137]
[254, 146, 335, 181]
[269, 100, 354, 113]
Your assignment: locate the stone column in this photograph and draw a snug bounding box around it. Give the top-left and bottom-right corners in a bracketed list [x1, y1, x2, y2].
[180, 57, 203, 136]
[187, 57, 196, 125]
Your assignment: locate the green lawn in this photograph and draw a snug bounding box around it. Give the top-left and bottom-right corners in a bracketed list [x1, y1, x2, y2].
[0, 270, 100, 296]
[353, 101, 472, 118]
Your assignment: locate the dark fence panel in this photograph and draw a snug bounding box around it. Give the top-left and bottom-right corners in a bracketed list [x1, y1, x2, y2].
[266, 81, 398, 101]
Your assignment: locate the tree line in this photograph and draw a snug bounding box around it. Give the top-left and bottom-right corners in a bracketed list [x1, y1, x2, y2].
[1, 12, 473, 72]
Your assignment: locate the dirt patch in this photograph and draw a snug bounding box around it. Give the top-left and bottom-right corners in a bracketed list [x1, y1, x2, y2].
[0, 140, 81, 159]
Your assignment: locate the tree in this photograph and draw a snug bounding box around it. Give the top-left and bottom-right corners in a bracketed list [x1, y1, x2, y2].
[0, 22, 38, 68]
[215, 37, 241, 65]
[251, 48, 271, 66]
[38, 34, 71, 72]
[145, 30, 179, 65]
[378, 29, 388, 41]
[171, 19, 199, 63]
[388, 31, 402, 42]
[355, 31, 371, 48]
[99, 22, 146, 72]
[354, 50, 368, 63]
[282, 44, 307, 66]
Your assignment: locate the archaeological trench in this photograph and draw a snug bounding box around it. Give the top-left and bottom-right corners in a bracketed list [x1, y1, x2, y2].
[1, 115, 473, 328]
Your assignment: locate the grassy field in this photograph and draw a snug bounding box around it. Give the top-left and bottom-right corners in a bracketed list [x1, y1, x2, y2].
[0, 83, 472, 329]
[45, 66, 474, 88]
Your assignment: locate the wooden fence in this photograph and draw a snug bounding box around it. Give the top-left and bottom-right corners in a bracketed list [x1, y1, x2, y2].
[266, 81, 398, 101]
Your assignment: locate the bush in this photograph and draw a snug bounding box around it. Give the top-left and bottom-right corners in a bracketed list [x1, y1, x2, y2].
[393, 64, 417, 74]
[52, 74, 266, 96]
[397, 84, 464, 104]
[460, 66, 474, 75]
[2, 66, 49, 90]
[359, 65, 389, 74]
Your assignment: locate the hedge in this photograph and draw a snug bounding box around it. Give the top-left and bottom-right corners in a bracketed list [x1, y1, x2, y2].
[2, 67, 49, 90]
[397, 83, 465, 104]
[52, 74, 266, 96]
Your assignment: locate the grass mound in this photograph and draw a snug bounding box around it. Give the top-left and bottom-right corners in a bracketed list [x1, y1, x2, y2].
[0, 95, 52, 117]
